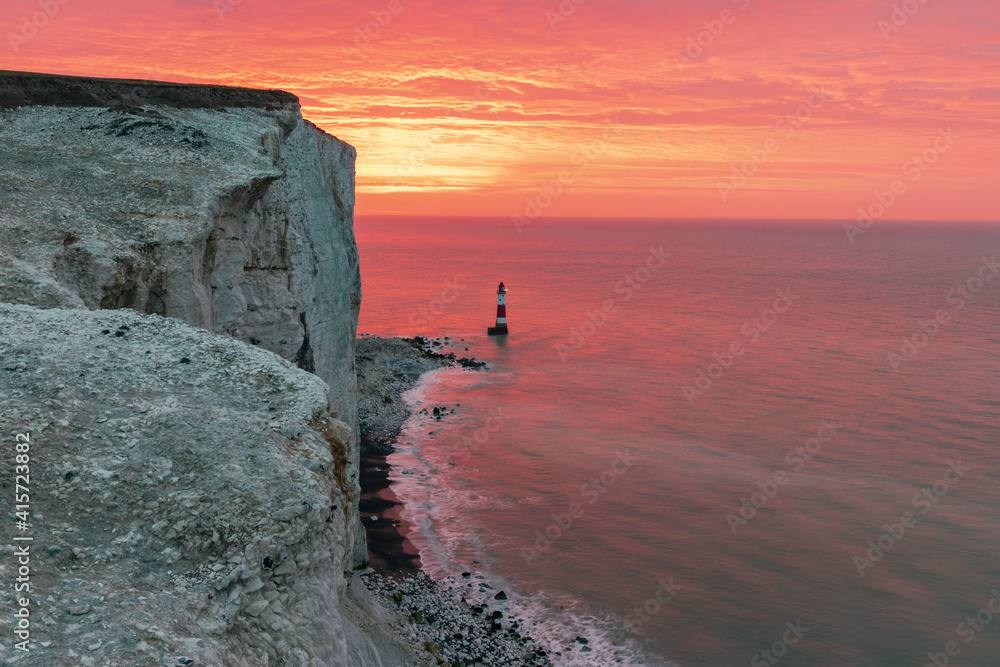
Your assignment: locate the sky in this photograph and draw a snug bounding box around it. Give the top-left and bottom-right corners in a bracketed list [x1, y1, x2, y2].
[2, 0, 998, 221]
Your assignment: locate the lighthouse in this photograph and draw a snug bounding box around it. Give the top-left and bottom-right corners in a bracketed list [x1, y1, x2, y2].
[487, 282, 508, 336]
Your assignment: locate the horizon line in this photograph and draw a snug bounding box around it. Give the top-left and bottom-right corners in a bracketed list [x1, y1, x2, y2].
[355, 215, 1000, 224]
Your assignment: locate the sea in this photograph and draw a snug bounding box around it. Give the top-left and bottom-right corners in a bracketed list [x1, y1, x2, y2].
[354, 216, 1000, 666]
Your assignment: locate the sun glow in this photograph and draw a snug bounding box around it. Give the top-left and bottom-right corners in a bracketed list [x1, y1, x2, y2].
[5, 0, 998, 220]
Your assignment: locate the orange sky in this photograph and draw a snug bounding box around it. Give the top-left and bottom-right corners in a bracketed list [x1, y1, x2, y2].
[3, 0, 998, 220]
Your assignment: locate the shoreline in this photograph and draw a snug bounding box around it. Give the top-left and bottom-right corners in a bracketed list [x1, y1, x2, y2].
[355, 335, 555, 665]
[356, 333, 484, 455]
[360, 451, 422, 575]
[355, 334, 468, 574]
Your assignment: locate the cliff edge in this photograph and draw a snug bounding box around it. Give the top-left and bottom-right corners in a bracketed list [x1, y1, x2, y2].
[0, 69, 365, 565]
[0, 72, 413, 665]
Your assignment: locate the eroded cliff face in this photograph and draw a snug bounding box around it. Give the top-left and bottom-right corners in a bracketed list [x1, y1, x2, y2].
[0, 73, 393, 665]
[0, 72, 366, 567]
[0, 304, 354, 665]
[0, 305, 418, 666]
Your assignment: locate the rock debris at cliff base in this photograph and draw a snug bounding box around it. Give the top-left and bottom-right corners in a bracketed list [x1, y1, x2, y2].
[354, 339, 563, 666]
[356, 335, 484, 455]
[359, 572, 554, 667]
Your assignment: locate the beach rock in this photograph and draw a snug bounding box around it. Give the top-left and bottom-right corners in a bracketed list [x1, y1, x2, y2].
[355, 336, 454, 454]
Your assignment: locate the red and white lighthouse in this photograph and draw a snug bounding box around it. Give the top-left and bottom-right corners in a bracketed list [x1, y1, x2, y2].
[487, 282, 508, 335]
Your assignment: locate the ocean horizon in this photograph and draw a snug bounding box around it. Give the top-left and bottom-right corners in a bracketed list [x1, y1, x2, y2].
[356, 215, 1000, 666]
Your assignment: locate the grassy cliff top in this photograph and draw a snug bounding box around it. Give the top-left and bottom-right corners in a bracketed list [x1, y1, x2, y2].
[0, 70, 299, 111]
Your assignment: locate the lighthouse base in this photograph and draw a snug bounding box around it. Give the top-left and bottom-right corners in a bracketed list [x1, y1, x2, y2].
[487, 325, 508, 336]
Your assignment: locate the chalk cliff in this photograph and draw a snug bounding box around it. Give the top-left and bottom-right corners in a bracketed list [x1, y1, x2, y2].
[0, 71, 365, 566]
[0, 72, 413, 665]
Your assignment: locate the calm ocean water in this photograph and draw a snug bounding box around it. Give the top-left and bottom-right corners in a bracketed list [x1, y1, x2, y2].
[355, 216, 1000, 666]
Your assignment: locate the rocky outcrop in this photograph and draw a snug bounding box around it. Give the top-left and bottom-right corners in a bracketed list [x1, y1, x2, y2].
[355, 336, 452, 454]
[0, 71, 365, 566]
[356, 336, 488, 454]
[0, 305, 422, 665]
[0, 73, 396, 665]
[0, 304, 351, 664]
